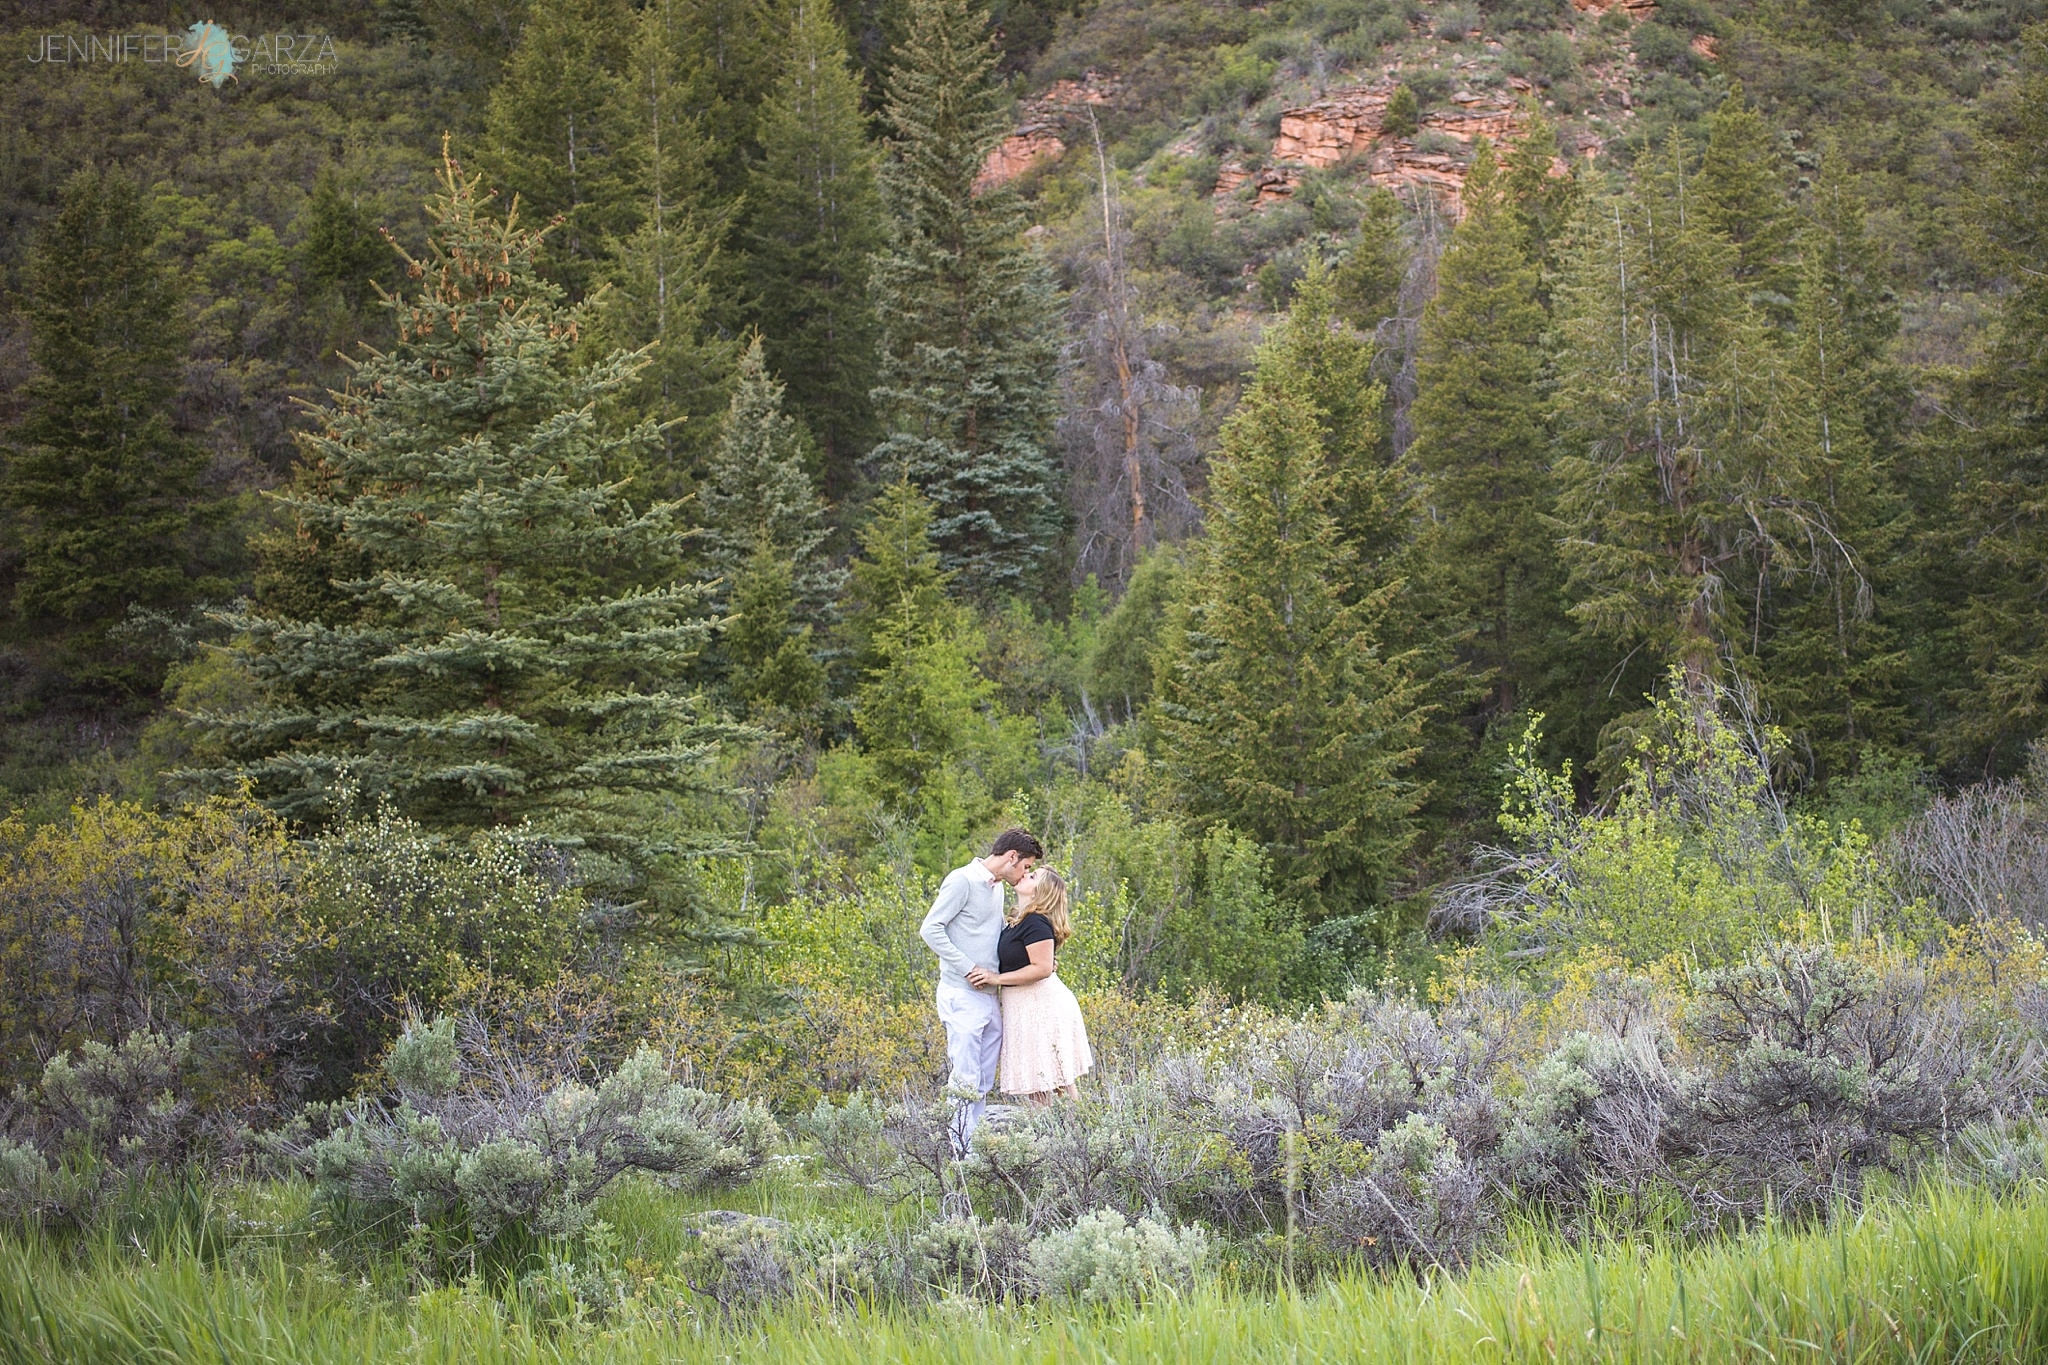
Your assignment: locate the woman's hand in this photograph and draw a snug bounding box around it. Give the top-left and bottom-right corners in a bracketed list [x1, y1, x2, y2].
[966, 965, 997, 988]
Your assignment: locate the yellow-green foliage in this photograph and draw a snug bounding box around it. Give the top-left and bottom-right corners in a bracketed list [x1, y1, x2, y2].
[0, 795, 309, 1107]
[0, 792, 601, 1110]
[1483, 686, 1925, 972]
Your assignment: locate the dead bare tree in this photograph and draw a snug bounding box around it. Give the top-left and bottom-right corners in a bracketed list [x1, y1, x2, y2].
[1890, 747, 2048, 928]
[1058, 112, 1200, 592]
[1376, 188, 1447, 459]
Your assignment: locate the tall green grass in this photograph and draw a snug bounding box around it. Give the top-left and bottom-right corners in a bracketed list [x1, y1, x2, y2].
[4, 1178, 2046, 1363]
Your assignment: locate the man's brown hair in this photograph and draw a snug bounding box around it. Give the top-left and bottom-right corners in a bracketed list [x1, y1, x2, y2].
[990, 828, 1044, 860]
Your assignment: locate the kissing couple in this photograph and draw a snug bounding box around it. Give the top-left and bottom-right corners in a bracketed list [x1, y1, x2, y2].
[918, 828, 1094, 1154]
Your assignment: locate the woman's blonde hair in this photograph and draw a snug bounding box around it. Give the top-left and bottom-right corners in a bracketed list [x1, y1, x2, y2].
[1009, 867, 1071, 945]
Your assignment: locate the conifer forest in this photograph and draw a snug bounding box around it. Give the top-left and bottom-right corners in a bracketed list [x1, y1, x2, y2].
[2, 0, 2048, 1356]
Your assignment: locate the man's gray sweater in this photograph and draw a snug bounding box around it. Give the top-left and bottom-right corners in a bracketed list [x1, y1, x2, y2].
[920, 860, 1004, 993]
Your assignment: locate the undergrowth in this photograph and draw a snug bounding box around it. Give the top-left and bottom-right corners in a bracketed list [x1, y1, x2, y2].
[3, 1175, 2046, 1362]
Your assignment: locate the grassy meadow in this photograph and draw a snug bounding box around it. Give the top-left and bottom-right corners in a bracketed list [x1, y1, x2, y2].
[6, 1170, 2048, 1363]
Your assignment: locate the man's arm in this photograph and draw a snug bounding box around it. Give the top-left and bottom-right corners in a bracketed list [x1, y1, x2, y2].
[919, 872, 977, 978]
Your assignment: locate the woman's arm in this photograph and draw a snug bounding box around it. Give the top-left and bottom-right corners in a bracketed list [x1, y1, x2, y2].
[995, 939, 1056, 985]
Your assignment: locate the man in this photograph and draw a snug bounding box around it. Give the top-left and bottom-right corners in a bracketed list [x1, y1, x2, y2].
[920, 827, 1042, 1154]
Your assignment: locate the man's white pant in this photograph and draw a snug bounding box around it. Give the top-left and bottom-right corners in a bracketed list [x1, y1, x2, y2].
[935, 980, 1003, 1154]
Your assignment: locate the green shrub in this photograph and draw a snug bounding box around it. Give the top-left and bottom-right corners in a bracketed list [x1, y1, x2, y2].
[911, 1216, 1030, 1299]
[1382, 84, 1421, 138]
[285, 1015, 778, 1264]
[1434, 685, 1918, 967]
[297, 812, 591, 1090]
[1632, 21, 1698, 74]
[1193, 45, 1277, 113]
[1508, 31, 1577, 86]
[1024, 1209, 1211, 1303]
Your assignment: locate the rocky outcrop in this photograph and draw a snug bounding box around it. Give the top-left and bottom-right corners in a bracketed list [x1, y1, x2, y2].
[1270, 87, 1392, 168]
[976, 71, 1122, 191]
[978, 126, 1067, 190]
[1217, 82, 1526, 218]
[1569, 0, 1658, 16]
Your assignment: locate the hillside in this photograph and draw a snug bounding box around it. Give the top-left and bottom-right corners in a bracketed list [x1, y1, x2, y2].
[982, 0, 2028, 424]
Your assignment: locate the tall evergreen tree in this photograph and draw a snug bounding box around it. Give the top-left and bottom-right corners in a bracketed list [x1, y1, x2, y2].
[1254, 260, 1392, 570]
[845, 478, 990, 809]
[300, 164, 388, 310]
[1407, 140, 1561, 726]
[1755, 156, 1909, 781]
[868, 0, 1063, 598]
[4, 168, 221, 697]
[724, 543, 830, 727]
[700, 338, 834, 595]
[1498, 102, 1576, 297]
[1940, 23, 2048, 772]
[1695, 85, 1797, 319]
[659, 0, 791, 206]
[744, 0, 884, 486]
[1550, 140, 1840, 738]
[699, 338, 841, 724]
[1152, 306, 1426, 932]
[596, 0, 738, 484]
[1331, 187, 1406, 331]
[190, 149, 737, 934]
[477, 0, 638, 298]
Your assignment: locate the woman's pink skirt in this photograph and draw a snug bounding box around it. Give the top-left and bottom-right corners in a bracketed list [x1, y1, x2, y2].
[999, 974, 1094, 1095]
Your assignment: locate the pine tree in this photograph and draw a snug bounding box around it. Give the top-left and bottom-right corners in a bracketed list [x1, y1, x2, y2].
[725, 543, 830, 726]
[1695, 84, 1797, 319]
[1942, 23, 2048, 771]
[1382, 84, 1420, 139]
[659, 0, 791, 206]
[301, 164, 388, 308]
[595, 0, 738, 485]
[477, 0, 638, 299]
[744, 0, 885, 485]
[1331, 187, 1405, 330]
[1407, 140, 1561, 726]
[191, 147, 738, 934]
[1754, 155, 1909, 781]
[1241, 261, 1394, 568]
[845, 479, 990, 808]
[1152, 317, 1425, 928]
[1498, 102, 1576, 295]
[868, 0, 1063, 598]
[1551, 140, 1839, 731]
[698, 337, 840, 721]
[701, 338, 834, 592]
[4, 167, 221, 697]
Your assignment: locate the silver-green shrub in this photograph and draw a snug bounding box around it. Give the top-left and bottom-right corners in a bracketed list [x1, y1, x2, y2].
[1304, 1113, 1487, 1269]
[1502, 1030, 1687, 1204]
[289, 1014, 778, 1253]
[1023, 1209, 1211, 1304]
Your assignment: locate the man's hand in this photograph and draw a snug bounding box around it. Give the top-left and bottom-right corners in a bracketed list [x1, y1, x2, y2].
[966, 965, 997, 988]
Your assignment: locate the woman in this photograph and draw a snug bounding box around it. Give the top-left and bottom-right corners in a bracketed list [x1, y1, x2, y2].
[970, 867, 1093, 1101]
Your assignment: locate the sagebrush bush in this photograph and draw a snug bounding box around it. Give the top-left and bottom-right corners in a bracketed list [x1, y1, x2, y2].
[1682, 942, 2030, 1214]
[282, 1014, 778, 1260]
[0, 1139, 98, 1227]
[1024, 1209, 1211, 1304]
[911, 1216, 1030, 1300]
[1501, 1029, 1683, 1205]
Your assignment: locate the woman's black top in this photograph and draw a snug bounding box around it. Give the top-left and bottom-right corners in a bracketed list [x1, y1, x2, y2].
[998, 912, 1056, 974]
